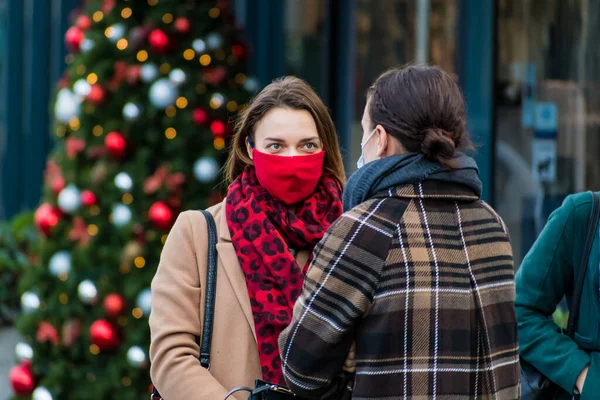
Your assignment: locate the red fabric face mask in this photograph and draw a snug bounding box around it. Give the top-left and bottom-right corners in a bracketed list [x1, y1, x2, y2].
[252, 148, 325, 205]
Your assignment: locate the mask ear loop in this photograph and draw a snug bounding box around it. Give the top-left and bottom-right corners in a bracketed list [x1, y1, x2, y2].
[247, 137, 254, 148]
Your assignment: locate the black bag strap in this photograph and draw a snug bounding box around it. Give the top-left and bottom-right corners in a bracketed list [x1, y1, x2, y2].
[199, 210, 218, 369]
[566, 191, 600, 337]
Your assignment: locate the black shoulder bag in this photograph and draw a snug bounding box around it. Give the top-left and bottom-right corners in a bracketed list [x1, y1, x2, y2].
[520, 191, 600, 400]
[151, 210, 219, 400]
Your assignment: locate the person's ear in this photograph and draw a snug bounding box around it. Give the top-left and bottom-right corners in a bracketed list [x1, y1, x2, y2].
[246, 137, 253, 160]
[376, 125, 389, 158]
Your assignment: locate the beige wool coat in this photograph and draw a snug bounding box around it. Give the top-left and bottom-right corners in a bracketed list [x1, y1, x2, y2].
[149, 201, 309, 400]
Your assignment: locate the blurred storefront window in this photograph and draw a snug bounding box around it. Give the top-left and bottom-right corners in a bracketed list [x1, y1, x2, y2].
[350, 0, 458, 170]
[494, 0, 600, 265]
[283, 0, 329, 98]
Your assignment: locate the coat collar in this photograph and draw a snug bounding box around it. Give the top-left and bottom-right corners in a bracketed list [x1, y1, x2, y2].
[374, 181, 480, 202]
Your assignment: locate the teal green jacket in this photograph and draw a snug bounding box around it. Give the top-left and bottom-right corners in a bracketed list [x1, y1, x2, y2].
[516, 192, 600, 399]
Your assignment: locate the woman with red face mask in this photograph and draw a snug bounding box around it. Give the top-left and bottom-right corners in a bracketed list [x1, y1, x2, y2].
[149, 76, 345, 400]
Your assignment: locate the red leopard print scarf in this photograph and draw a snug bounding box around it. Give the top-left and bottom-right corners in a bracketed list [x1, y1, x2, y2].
[226, 166, 343, 385]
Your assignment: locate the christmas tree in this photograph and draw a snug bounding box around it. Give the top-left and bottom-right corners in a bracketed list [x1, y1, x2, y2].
[11, 0, 253, 398]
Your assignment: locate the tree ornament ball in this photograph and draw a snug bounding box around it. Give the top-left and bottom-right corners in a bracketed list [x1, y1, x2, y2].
[9, 364, 34, 396]
[108, 23, 126, 43]
[78, 279, 98, 305]
[193, 157, 220, 183]
[65, 26, 84, 52]
[105, 132, 126, 159]
[114, 172, 133, 192]
[32, 386, 54, 400]
[81, 190, 96, 207]
[127, 345, 148, 368]
[54, 88, 81, 123]
[58, 185, 81, 213]
[21, 292, 40, 314]
[210, 120, 226, 136]
[87, 85, 105, 106]
[140, 63, 159, 83]
[49, 251, 72, 277]
[136, 288, 152, 316]
[90, 320, 120, 350]
[35, 203, 61, 235]
[104, 293, 125, 318]
[112, 204, 132, 227]
[192, 39, 206, 53]
[76, 15, 92, 31]
[80, 38, 95, 53]
[148, 29, 169, 53]
[73, 79, 92, 97]
[15, 342, 34, 363]
[149, 202, 172, 230]
[174, 17, 191, 34]
[193, 108, 208, 125]
[123, 102, 141, 121]
[149, 78, 178, 109]
[206, 32, 223, 50]
[169, 68, 187, 86]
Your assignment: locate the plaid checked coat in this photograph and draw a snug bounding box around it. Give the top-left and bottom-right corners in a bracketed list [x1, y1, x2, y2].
[279, 181, 519, 399]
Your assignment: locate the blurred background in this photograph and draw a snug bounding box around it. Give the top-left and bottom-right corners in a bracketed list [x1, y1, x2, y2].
[0, 0, 599, 398]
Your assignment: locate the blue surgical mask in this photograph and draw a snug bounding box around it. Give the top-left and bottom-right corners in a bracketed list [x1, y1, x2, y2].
[356, 129, 377, 169]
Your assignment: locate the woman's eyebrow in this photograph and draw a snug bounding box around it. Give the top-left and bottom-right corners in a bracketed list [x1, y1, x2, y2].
[298, 137, 320, 143]
[263, 137, 286, 143]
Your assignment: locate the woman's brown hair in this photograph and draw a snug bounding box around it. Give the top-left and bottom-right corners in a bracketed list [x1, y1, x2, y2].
[224, 76, 346, 185]
[367, 65, 474, 169]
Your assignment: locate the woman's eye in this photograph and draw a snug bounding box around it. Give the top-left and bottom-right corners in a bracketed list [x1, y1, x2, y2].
[268, 143, 281, 150]
[304, 143, 317, 149]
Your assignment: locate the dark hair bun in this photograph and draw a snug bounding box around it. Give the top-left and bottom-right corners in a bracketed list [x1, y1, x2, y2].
[420, 128, 456, 168]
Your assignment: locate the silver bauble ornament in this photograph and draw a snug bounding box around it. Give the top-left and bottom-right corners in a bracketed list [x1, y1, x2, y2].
[169, 69, 187, 86]
[193, 157, 219, 183]
[206, 33, 223, 50]
[108, 23, 126, 43]
[244, 77, 259, 93]
[114, 172, 133, 192]
[73, 79, 92, 97]
[127, 345, 148, 367]
[192, 39, 206, 53]
[136, 288, 152, 315]
[112, 204, 132, 227]
[140, 63, 159, 83]
[80, 38, 95, 53]
[49, 251, 72, 277]
[149, 78, 178, 109]
[15, 342, 34, 363]
[54, 88, 81, 123]
[32, 386, 53, 400]
[58, 185, 81, 213]
[21, 291, 40, 313]
[123, 102, 141, 121]
[78, 279, 98, 305]
[210, 93, 225, 109]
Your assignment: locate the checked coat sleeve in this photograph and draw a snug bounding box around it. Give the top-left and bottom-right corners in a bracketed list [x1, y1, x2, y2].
[279, 199, 395, 399]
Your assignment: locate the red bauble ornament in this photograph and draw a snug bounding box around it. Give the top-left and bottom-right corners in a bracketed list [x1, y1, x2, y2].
[76, 15, 92, 31]
[37, 321, 60, 345]
[105, 132, 127, 159]
[104, 294, 126, 318]
[149, 202, 172, 230]
[174, 17, 191, 34]
[90, 320, 120, 350]
[51, 176, 66, 195]
[87, 85, 105, 106]
[9, 363, 34, 396]
[193, 108, 208, 125]
[232, 44, 245, 58]
[35, 203, 61, 235]
[81, 190, 97, 207]
[210, 120, 225, 136]
[148, 29, 169, 53]
[65, 26, 84, 52]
